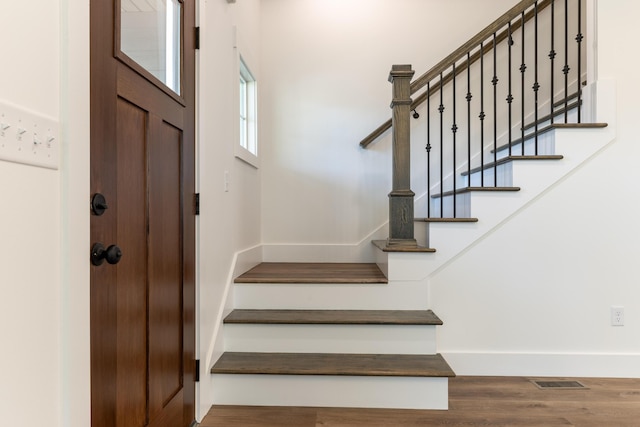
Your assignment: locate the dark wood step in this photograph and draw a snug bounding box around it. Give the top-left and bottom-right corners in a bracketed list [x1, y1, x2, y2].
[234, 262, 388, 284]
[415, 217, 479, 223]
[211, 352, 455, 378]
[431, 186, 520, 199]
[550, 122, 608, 129]
[461, 155, 564, 177]
[224, 309, 443, 325]
[493, 122, 608, 153]
[372, 240, 436, 253]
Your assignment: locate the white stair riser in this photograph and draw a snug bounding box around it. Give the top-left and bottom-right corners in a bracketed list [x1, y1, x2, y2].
[432, 119, 560, 196]
[234, 282, 428, 310]
[466, 162, 512, 188]
[429, 193, 471, 218]
[224, 324, 437, 354]
[212, 374, 449, 409]
[494, 130, 557, 158]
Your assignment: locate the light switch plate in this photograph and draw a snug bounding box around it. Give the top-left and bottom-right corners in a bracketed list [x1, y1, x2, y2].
[0, 100, 59, 170]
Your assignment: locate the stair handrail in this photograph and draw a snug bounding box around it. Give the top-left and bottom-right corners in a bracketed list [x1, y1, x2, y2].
[359, 0, 544, 149]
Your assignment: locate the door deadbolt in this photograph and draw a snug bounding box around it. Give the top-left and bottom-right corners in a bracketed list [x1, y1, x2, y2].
[91, 193, 109, 216]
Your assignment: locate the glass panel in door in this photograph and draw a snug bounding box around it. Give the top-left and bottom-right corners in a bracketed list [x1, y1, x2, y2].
[120, 0, 182, 94]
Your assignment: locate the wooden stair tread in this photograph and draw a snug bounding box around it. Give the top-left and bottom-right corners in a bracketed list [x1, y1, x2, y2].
[234, 262, 388, 284]
[224, 309, 443, 325]
[461, 155, 564, 176]
[415, 217, 478, 223]
[551, 122, 608, 129]
[431, 186, 520, 199]
[211, 352, 455, 377]
[372, 240, 436, 253]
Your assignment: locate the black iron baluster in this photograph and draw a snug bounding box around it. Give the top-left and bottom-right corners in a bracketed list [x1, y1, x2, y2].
[467, 52, 472, 185]
[426, 82, 431, 218]
[480, 42, 485, 187]
[533, 1, 540, 155]
[576, 0, 583, 123]
[452, 62, 458, 217]
[492, 33, 498, 187]
[439, 73, 444, 217]
[563, 0, 570, 123]
[507, 23, 513, 157]
[520, 11, 526, 155]
[550, 0, 556, 125]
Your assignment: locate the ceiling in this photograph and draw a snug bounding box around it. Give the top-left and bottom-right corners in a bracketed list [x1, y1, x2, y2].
[121, 0, 165, 12]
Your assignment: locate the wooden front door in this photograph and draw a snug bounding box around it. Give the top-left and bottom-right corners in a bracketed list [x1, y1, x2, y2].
[90, 1, 196, 426]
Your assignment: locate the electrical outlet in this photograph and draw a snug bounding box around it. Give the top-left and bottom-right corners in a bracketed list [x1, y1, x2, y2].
[611, 306, 624, 326]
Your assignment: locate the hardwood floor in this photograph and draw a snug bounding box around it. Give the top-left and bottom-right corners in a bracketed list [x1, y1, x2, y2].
[199, 376, 640, 426]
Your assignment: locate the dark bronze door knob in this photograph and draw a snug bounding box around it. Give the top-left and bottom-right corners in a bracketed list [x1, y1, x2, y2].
[91, 243, 123, 266]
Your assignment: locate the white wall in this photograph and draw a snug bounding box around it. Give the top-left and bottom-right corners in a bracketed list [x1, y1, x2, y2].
[197, 0, 263, 420]
[430, 0, 640, 377]
[260, 0, 516, 253]
[59, 0, 91, 425]
[0, 1, 90, 426]
[0, 1, 61, 426]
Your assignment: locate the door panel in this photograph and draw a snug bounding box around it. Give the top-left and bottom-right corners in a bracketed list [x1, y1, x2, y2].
[90, 0, 195, 426]
[148, 117, 183, 418]
[116, 98, 148, 427]
[118, 65, 185, 128]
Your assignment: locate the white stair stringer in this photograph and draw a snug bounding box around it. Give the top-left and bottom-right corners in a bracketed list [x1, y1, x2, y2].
[410, 81, 617, 279]
[420, 124, 615, 280]
[212, 374, 449, 409]
[398, 79, 614, 279]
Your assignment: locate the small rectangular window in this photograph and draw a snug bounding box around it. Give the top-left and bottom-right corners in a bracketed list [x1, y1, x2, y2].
[239, 58, 257, 156]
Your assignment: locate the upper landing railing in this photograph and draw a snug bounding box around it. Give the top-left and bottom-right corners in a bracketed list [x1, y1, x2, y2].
[365, 0, 585, 248]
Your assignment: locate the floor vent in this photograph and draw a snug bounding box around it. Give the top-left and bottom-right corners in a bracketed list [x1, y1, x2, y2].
[530, 379, 588, 390]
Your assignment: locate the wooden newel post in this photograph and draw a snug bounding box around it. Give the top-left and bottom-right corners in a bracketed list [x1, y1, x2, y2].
[387, 64, 417, 248]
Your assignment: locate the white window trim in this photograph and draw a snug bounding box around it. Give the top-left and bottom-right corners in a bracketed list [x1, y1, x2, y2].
[234, 29, 259, 168]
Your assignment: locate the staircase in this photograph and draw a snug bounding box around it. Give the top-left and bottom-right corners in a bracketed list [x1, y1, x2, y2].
[209, 0, 616, 412]
[211, 262, 454, 409]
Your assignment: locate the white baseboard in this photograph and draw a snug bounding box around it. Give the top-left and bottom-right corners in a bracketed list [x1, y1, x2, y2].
[443, 351, 640, 378]
[204, 244, 263, 379]
[231, 244, 263, 280]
